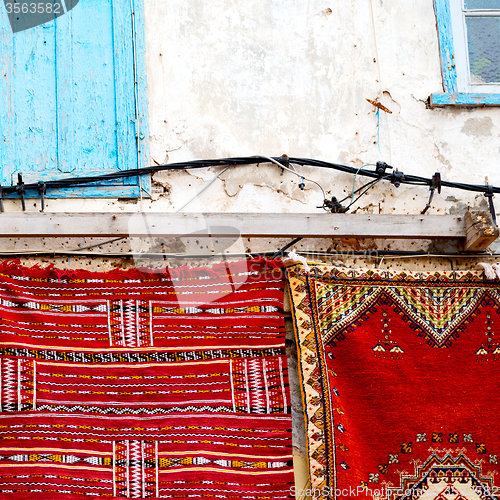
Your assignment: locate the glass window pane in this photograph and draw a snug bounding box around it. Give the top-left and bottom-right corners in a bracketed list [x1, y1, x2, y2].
[464, 0, 500, 9]
[466, 16, 500, 83]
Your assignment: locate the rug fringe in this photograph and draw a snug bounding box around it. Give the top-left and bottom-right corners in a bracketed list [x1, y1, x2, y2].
[283, 249, 311, 273]
[478, 262, 497, 280]
[0, 256, 282, 281]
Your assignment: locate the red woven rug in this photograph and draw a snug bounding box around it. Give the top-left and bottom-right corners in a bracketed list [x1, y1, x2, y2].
[287, 263, 500, 500]
[0, 259, 294, 499]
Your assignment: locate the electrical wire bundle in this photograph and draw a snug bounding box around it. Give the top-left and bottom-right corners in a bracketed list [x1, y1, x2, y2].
[4, 155, 499, 199]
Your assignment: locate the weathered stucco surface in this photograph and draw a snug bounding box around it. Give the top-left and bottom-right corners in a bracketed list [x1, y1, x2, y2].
[140, 0, 500, 221]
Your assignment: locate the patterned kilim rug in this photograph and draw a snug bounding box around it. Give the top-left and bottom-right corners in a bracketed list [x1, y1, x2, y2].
[286, 262, 500, 500]
[0, 259, 294, 499]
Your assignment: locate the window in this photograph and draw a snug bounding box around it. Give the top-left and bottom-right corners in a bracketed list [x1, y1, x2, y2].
[0, 0, 149, 198]
[431, 0, 500, 106]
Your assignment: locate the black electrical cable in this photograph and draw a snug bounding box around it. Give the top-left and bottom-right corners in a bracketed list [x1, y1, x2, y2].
[295, 249, 479, 257]
[1, 156, 500, 197]
[342, 177, 387, 210]
[288, 157, 492, 193]
[271, 237, 303, 259]
[347, 178, 386, 209]
[68, 237, 126, 252]
[0, 157, 267, 194]
[338, 178, 383, 205]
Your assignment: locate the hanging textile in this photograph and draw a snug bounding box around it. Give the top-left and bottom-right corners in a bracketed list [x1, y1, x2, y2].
[0, 259, 294, 499]
[287, 262, 500, 500]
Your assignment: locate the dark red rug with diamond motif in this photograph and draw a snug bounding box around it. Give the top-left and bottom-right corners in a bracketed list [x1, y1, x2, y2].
[287, 262, 500, 500]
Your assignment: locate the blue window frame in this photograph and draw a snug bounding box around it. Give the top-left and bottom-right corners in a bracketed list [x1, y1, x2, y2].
[0, 0, 149, 197]
[432, 0, 500, 107]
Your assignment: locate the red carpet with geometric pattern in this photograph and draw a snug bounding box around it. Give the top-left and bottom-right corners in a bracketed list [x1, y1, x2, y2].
[287, 262, 500, 500]
[0, 259, 293, 499]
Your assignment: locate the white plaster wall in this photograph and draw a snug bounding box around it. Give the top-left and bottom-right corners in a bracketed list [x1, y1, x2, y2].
[140, 0, 500, 218]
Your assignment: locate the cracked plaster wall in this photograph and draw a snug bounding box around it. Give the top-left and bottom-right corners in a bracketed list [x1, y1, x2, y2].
[141, 0, 500, 227]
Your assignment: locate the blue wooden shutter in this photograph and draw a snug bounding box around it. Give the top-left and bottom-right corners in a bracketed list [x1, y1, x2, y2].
[0, 0, 149, 197]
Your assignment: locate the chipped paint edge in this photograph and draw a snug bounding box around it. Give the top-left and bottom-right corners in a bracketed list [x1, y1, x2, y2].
[430, 92, 500, 107]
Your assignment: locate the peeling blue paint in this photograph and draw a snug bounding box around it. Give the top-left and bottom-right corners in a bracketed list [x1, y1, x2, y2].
[432, 0, 500, 107]
[434, 0, 458, 93]
[0, 0, 149, 198]
[431, 92, 500, 107]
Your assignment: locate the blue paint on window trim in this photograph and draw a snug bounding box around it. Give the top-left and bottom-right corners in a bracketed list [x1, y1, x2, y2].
[430, 92, 500, 106]
[434, 0, 458, 93]
[432, 0, 500, 107]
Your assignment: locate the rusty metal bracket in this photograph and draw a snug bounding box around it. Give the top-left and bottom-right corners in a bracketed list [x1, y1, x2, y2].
[485, 178, 497, 226]
[421, 172, 441, 214]
[37, 182, 46, 213]
[16, 174, 26, 212]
